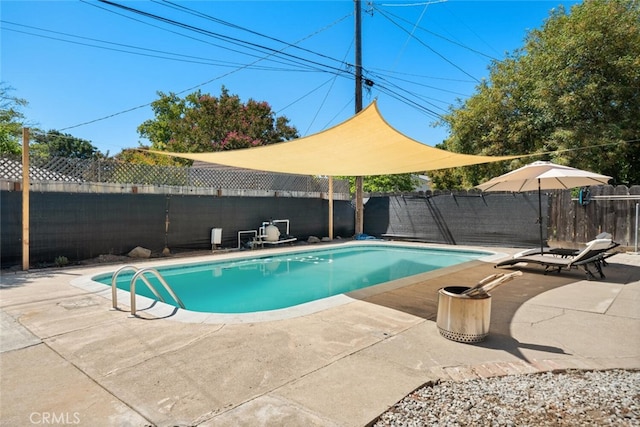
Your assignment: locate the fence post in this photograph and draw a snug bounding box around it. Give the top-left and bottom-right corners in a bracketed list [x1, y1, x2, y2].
[22, 127, 30, 271]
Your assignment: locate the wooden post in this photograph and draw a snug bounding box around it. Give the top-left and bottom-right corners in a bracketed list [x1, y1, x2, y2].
[328, 176, 334, 240]
[22, 127, 30, 271]
[355, 176, 363, 235]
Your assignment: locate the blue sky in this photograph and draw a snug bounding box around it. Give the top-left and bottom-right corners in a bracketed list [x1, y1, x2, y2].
[2, 0, 580, 155]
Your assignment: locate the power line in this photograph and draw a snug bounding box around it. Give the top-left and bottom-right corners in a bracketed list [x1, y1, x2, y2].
[1, 26, 249, 68]
[80, 0, 332, 74]
[276, 78, 337, 115]
[2, 20, 332, 73]
[304, 40, 355, 135]
[366, 69, 444, 120]
[322, 97, 355, 130]
[156, 0, 352, 69]
[370, 69, 471, 97]
[374, 4, 497, 61]
[374, 7, 482, 83]
[379, 1, 448, 6]
[96, 0, 351, 78]
[389, 0, 432, 71]
[29, 1, 454, 139]
[368, 68, 476, 83]
[56, 3, 355, 132]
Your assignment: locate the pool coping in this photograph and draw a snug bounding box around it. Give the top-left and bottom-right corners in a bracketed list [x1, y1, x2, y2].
[70, 240, 507, 324]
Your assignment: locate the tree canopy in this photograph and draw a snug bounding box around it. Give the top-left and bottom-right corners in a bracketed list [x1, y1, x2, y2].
[339, 174, 418, 194]
[31, 130, 102, 160]
[430, 0, 640, 189]
[0, 83, 28, 155]
[138, 87, 299, 156]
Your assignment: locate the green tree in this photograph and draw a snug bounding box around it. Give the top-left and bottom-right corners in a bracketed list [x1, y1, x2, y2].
[339, 174, 418, 194]
[138, 87, 299, 155]
[115, 147, 182, 166]
[0, 83, 27, 155]
[31, 130, 102, 160]
[431, 0, 640, 189]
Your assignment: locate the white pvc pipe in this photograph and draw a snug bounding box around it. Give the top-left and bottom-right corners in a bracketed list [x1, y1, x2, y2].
[635, 203, 638, 253]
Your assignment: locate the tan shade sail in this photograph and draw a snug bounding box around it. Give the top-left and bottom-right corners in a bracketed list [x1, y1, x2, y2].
[151, 101, 520, 176]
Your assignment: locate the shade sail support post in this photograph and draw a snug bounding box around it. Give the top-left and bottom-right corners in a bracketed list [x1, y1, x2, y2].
[22, 127, 30, 271]
[328, 176, 334, 240]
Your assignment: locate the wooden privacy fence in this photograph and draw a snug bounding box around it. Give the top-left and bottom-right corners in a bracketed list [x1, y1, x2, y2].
[549, 185, 639, 248]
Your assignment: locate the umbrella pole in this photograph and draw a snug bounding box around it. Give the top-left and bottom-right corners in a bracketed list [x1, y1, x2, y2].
[538, 178, 544, 255]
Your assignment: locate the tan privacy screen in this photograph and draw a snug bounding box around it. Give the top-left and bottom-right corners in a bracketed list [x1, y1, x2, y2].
[152, 101, 520, 176]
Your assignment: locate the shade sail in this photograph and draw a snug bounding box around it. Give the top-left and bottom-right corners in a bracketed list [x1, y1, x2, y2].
[151, 101, 521, 176]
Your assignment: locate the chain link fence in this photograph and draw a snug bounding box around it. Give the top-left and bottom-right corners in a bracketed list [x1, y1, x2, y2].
[0, 154, 350, 195]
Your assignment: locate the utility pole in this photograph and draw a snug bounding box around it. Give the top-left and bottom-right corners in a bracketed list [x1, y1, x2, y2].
[354, 0, 364, 235]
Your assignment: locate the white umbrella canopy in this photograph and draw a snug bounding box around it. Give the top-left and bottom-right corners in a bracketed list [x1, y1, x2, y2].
[476, 161, 612, 192]
[476, 161, 612, 253]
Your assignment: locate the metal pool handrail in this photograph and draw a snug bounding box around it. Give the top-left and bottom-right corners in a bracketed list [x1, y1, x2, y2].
[130, 267, 185, 316]
[111, 265, 165, 310]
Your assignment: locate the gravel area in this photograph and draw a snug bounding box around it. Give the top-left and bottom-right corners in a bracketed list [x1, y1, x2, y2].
[373, 369, 640, 426]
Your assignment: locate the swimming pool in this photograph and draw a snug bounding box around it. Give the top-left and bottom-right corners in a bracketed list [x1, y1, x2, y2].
[93, 243, 491, 316]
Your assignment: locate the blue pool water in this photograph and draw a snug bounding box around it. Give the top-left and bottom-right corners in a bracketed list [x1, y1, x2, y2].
[95, 244, 488, 313]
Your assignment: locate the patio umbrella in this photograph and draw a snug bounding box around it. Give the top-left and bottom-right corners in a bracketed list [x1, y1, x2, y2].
[476, 161, 612, 254]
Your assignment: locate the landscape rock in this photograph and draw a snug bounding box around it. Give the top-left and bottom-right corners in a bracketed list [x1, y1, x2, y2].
[128, 246, 151, 258]
[307, 236, 321, 243]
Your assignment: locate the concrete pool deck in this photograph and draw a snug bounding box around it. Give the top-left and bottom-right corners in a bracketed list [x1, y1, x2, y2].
[1, 244, 639, 426]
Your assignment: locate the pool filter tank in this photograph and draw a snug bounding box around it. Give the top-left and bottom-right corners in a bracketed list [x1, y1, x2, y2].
[264, 224, 280, 242]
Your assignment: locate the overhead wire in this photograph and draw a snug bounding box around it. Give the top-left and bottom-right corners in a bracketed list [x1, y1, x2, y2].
[276, 78, 337, 114]
[437, 2, 503, 58]
[374, 3, 497, 61]
[372, 83, 444, 120]
[374, 6, 482, 83]
[369, 68, 476, 84]
[364, 67, 448, 117]
[1, 24, 296, 70]
[58, 2, 355, 131]
[156, 0, 351, 69]
[378, 1, 448, 6]
[80, 0, 336, 74]
[304, 40, 355, 135]
[319, 97, 354, 130]
[79, 0, 288, 68]
[23, 0, 462, 138]
[374, 82, 452, 113]
[96, 0, 351, 78]
[389, 0, 431, 71]
[96, 0, 455, 120]
[371, 71, 471, 97]
[156, 0, 363, 132]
